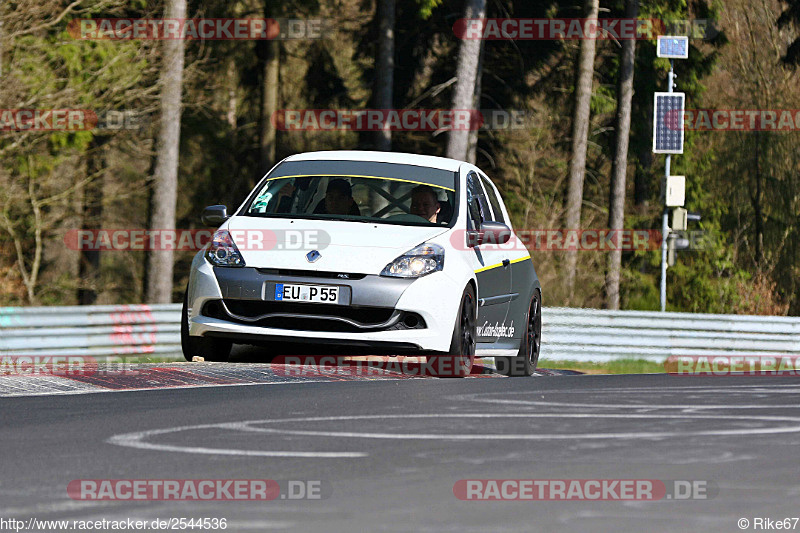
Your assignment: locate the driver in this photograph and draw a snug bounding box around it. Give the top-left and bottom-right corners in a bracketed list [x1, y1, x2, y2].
[410, 185, 441, 223]
[314, 179, 360, 216]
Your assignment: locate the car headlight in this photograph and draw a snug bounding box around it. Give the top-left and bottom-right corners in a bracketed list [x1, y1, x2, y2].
[205, 229, 246, 267]
[381, 243, 444, 278]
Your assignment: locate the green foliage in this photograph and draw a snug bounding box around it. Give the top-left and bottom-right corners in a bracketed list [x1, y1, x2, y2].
[538, 358, 667, 374]
[589, 84, 617, 115]
[0, 0, 795, 314]
[416, 0, 444, 19]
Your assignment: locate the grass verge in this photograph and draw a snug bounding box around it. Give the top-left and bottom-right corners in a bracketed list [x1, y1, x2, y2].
[539, 358, 666, 375]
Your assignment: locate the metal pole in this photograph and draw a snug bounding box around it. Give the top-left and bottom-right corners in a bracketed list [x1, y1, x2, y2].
[660, 60, 675, 312]
[660, 156, 670, 312]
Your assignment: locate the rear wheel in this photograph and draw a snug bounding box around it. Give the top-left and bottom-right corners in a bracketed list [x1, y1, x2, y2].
[181, 290, 232, 362]
[496, 290, 541, 376]
[427, 285, 476, 377]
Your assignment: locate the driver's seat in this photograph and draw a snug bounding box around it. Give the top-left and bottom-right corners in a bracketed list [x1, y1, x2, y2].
[313, 199, 361, 216]
[436, 200, 453, 224]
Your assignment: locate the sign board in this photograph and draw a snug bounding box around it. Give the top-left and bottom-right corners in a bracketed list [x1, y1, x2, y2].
[666, 175, 685, 207]
[653, 92, 685, 154]
[657, 36, 689, 59]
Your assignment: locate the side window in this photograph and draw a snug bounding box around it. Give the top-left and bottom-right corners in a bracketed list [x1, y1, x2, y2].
[479, 174, 506, 225]
[466, 171, 488, 230]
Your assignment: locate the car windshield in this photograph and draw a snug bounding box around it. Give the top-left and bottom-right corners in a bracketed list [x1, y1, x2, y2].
[243, 160, 457, 227]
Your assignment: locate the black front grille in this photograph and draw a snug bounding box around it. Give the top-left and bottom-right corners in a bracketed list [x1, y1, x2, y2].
[255, 268, 367, 280]
[202, 299, 425, 333]
[224, 299, 394, 323]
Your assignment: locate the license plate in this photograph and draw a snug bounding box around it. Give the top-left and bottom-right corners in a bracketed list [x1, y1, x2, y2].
[275, 283, 340, 304]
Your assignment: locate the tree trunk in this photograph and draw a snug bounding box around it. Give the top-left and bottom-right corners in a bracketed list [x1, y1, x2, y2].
[753, 131, 764, 266]
[604, 0, 638, 310]
[145, 0, 186, 304]
[258, 38, 279, 173]
[466, 41, 484, 164]
[226, 58, 238, 139]
[634, 145, 652, 209]
[446, 0, 486, 161]
[369, 0, 393, 208]
[78, 135, 108, 305]
[374, 0, 395, 151]
[563, 0, 599, 300]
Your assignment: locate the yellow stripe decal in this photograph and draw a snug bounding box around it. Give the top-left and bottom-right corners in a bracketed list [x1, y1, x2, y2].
[473, 255, 531, 274]
[262, 174, 455, 192]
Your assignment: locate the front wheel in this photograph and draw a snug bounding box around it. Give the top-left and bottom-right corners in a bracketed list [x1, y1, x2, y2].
[181, 290, 232, 362]
[426, 285, 476, 377]
[496, 290, 541, 376]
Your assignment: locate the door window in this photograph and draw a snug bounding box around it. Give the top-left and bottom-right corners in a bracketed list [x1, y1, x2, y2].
[466, 171, 490, 230]
[479, 174, 506, 225]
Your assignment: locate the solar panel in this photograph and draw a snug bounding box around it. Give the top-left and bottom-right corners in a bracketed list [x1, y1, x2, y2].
[657, 36, 689, 59]
[653, 92, 685, 154]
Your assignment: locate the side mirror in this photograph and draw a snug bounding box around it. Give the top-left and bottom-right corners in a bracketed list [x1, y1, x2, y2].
[201, 205, 228, 227]
[467, 221, 512, 247]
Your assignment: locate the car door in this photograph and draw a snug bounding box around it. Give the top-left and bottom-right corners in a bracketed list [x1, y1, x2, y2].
[478, 171, 533, 348]
[465, 170, 511, 344]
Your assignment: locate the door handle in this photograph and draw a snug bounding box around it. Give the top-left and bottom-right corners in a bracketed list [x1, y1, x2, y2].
[502, 258, 510, 267]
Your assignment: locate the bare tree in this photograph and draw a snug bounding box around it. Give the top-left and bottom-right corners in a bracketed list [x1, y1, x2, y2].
[145, 0, 187, 303]
[0, 159, 44, 305]
[604, 0, 638, 309]
[0, 155, 89, 304]
[564, 0, 599, 299]
[373, 0, 395, 151]
[446, 0, 486, 162]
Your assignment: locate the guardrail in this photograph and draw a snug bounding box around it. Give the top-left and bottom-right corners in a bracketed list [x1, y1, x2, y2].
[1, 304, 798, 361]
[0, 304, 182, 358]
[545, 307, 800, 361]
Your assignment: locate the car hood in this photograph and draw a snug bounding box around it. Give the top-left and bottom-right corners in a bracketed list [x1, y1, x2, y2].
[225, 216, 449, 274]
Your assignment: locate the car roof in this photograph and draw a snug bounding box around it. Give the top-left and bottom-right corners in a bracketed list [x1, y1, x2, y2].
[284, 150, 464, 172]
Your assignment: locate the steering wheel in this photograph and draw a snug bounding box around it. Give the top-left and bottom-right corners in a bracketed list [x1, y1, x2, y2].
[383, 213, 430, 223]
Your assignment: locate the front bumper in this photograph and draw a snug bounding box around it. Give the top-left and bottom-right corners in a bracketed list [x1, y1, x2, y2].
[186, 253, 462, 352]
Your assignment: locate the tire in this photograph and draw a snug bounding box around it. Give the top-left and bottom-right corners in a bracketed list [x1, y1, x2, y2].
[496, 290, 541, 376]
[181, 290, 232, 362]
[427, 285, 476, 378]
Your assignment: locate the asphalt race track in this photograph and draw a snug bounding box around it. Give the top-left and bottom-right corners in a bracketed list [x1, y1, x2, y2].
[1, 356, 799, 533]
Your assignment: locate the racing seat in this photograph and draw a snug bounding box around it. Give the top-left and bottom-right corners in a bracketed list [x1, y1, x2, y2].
[436, 200, 453, 224]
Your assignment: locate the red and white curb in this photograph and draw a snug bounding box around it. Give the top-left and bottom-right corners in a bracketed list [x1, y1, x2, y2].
[0, 358, 523, 397]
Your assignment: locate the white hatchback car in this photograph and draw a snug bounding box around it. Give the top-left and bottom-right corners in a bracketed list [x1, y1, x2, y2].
[183, 150, 541, 376]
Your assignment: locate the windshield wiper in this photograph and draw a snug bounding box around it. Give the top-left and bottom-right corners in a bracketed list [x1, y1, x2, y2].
[318, 217, 376, 223]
